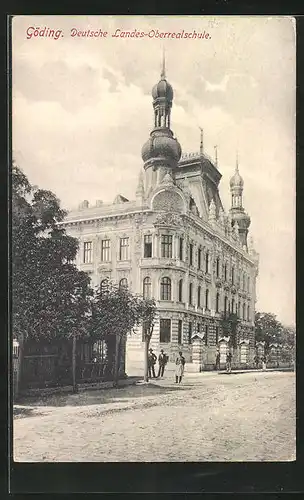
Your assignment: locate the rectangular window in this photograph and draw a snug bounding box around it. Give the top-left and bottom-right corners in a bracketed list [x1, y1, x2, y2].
[161, 234, 172, 258]
[205, 325, 208, 346]
[198, 248, 201, 270]
[119, 237, 129, 261]
[101, 239, 110, 262]
[205, 289, 209, 309]
[215, 326, 219, 345]
[178, 280, 183, 302]
[160, 319, 171, 343]
[205, 252, 209, 273]
[83, 241, 92, 263]
[178, 320, 183, 344]
[197, 286, 201, 307]
[144, 234, 152, 258]
[216, 258, 220, 278]
[179, 237, 183, 261]
[188, 322, 193, 344]
[189, 244, 193, 266]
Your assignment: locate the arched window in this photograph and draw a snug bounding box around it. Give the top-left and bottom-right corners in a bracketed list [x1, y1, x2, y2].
[119, 278, 128, 290]
[189, 283, 193, 305]
[247, 276, 250, 292]
[247, 305, 250, 321]
[178, 279, 183, 302]
[238, 301, 240, 318]
[216, 257, 220, 278]
[224, 263, 228, 282]
[243, 273, 246, 290]
[216, 292, 220, 313]
[205, 251, 209, 273]
[231, 298, 235, 314]
[197, 286, 201, 307]
[232, 266, 235, 285]
[100, 279, 109, 294]
[160, 277, 171, 301]
[242, 303, 245, 320]
[205, 288, 209, 309]
[224, 296, 228, 315]
[143, 277, 152, 299]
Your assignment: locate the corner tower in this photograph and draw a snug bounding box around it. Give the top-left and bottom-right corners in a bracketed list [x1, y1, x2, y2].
[141, 54, 182, 193]
[229, 153, 251, 249]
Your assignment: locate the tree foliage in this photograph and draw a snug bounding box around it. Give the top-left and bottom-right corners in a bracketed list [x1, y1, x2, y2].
[255, 311, 295, 353]
[12, 164, 93, 343]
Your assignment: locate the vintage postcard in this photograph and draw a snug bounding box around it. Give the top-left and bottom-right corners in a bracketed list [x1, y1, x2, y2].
[11, 15, 296, 464]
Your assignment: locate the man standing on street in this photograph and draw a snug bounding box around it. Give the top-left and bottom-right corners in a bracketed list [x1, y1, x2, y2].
[215, 349, 220, 371]
[148, 348, 157, 379]
[226, 351, 232, 373]
[157, 349, 168, 378]
[175, 351, 186, 383]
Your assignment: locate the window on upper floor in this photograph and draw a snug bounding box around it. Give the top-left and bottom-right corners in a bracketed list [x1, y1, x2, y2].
[160, 277, 171, 301]
[216, 257, 220, 278]
[144, 234, 152, 258]
[231, 298, 235, 314]
[119, 237, 129, 261]
[83, 241, 92, 263]
[143, 277, 152, 299]
[224, 296, 228, 315]
[198, 248, 202, 270]
[242, 303, 246, 320]
[101, 239, 110, 262]
[189, 283, 193, 305]
[224, 262, 228, 282]
[205, 251, 209, 273]
[188, 322, 193, 344]
[178, 279, 183, 302]
[197, 286, 201, 308]
[161, 234, 172, 258]
[179, 237, 184, 261]
[205, 288, 209, 309]
[247, 276, 250, 292]
[189, 243, 193, 266]
[216, 292, 220, 313]
[232, 266, 235, 285]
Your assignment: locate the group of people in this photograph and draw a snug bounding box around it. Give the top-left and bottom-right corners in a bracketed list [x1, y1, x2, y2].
[215, 349, 233, 373]
[148, 348, 186, 383]
[254, 354, 267, 371]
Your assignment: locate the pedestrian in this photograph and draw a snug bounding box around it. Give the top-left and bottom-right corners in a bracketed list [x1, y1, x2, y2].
[262, 355, 267, 371]
[157, 349, 168, 378]
[215, 349, 220, 371]
[175, 351, 186, 383]
[254, 354, 259, 369]
[148, 348, 157, 378]
[226, 351, 232, 373]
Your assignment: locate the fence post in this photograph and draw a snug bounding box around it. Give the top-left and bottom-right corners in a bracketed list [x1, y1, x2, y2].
[72, 334, 78, 393]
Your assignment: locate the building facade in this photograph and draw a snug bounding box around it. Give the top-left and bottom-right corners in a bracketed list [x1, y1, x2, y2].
[61, 62, 259, 373]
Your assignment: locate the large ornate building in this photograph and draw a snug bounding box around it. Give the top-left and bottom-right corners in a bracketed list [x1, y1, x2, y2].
[61, 61, 259, 373]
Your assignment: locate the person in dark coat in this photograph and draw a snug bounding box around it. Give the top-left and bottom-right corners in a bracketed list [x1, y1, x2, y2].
[157, 349, 168, 378]
[226, 351, 232, 373]
[175, 351, 186, 383]
[148, 348, 157, 378]
[215, 349, 220, 371]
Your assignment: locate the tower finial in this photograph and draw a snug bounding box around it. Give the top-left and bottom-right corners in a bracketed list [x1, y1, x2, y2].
[161, 47, 166, 79]
[199, 127, 204, 155]
[214, 145, 218, 166]
[236, 150, 239, 173]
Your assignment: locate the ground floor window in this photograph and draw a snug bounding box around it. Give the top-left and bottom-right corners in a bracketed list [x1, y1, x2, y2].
[204, 325, 208, 346]
[188, 322, 193, 344]
[160, 319, 171, 343]
[178, 320, 183, 344]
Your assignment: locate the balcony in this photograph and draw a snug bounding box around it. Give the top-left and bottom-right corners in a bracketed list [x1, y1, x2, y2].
[139, 257, 188, 270]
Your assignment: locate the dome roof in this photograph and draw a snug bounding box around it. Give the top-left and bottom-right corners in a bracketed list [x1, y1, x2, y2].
[230, 166, 244, 188]
[152, 78, 173, 101]
[141, 131, 181, 163]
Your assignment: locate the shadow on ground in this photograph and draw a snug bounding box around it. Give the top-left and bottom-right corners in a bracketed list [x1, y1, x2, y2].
[15, 381, 193, 409]
[13, 407, 46, 419]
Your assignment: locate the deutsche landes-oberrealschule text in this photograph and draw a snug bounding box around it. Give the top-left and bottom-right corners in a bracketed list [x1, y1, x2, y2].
[26, 27, 211, 40]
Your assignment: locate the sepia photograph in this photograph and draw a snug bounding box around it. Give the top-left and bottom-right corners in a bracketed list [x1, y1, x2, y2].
[11, 15, 296, 463]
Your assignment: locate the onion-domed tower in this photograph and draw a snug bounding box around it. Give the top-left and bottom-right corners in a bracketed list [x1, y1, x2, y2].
[229, 153, 251, 249]
[141, 54, 182, 192]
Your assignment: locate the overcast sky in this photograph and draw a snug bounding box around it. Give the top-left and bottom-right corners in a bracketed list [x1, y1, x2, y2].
[12, 15, 296, 326]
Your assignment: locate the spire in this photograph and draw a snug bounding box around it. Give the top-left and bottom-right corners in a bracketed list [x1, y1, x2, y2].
[161, 47, 166, 80]
[214, 145, 218, 166]
[236, 150, 239, 173]
[199, 127, 204, 155]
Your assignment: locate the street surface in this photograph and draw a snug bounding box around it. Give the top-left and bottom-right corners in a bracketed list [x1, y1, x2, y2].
[13, 370, 296, 462]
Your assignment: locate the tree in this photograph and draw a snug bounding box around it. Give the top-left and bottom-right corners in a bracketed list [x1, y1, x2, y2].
[12, 164, 93, 394]
[138, 298, 157, 382]
[221, 312, 240, 349]
[90, 279, 143, 387]
[254, 312, 284, 354]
